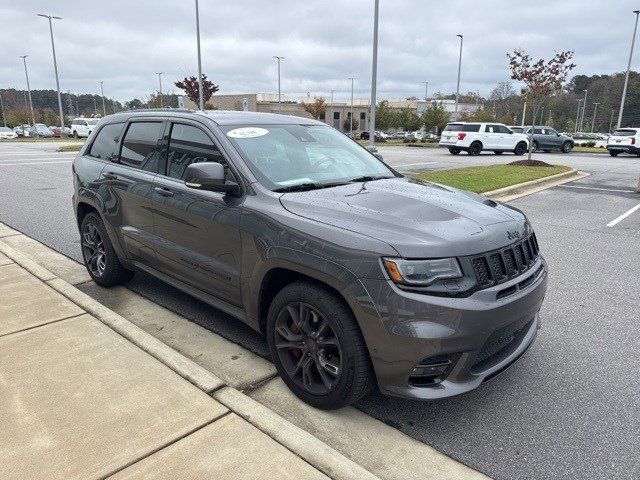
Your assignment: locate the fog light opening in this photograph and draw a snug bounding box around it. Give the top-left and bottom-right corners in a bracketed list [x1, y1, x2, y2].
[409, 354, 460, 387]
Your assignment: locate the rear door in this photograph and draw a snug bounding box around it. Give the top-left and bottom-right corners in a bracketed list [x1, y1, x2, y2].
[100, 119, 165, 265]
[150, 120, 243, 307]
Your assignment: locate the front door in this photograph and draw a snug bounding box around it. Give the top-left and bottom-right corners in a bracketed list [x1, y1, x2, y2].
[100, 120, 164, 265]
[150, 121, 243, 307]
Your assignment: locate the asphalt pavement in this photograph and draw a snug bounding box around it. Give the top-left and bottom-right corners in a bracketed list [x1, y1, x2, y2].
[1, 140, 639, 480]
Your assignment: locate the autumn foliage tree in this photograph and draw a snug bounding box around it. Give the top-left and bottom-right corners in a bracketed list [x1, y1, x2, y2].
[300, 97, 326, 119]
[174, 75, 220, 107]
[507, 49, 576, 159]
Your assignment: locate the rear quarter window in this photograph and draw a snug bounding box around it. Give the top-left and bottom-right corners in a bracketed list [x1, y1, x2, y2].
[88, 123, 124, 161]
[443, 124, 481, 132]
[612, 129, 637, 136]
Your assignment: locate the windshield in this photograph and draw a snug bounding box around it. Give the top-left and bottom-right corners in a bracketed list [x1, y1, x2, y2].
[0, 127, 11, 133]
[612, 129, 636, 136]
[88, 119, 100, 125]
[223, 124, 395, 190]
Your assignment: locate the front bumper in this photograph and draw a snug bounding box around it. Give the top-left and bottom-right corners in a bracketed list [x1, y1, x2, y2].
[359, 257, 547, 400]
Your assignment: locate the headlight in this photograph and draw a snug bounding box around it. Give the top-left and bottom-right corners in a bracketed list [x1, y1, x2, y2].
[382, 257, 462, 286]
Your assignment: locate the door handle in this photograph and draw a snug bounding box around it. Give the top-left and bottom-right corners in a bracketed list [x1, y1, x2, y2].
[154, 186, 174, 197]
[103, 172, 117, 180]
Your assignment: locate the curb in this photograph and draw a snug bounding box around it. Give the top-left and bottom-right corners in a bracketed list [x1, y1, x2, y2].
[0, 240, 381, 480]
[484, 168, 588, 200]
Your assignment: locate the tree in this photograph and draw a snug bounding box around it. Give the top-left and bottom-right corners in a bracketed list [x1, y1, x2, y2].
[375, 100, 394, 131]
[507, 48, 576, 159]
[421, 102, 450, 134]
[393, 108, 421, 131]
[470, 108, 495, 122]
[174, 75, 219, 107]
[300, 97, 326, 119]
[343, 116, 359, 132]
[125, 98, 145, 110]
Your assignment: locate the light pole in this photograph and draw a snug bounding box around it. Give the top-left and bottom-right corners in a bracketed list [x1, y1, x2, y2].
[369, 0, 379, 150]
[591, 102, 600, 133]
[579, 89, 587, 133]
[194, 0, 204, 110]
[609, 108, 615, 133]
[0, 92, 6, 127]
[618, 10, 640, 129]
[329, 89, 335, 128]
[454, 34, 463, 121]
[100, 81, 106, 116]
[20, 55, 36, 128]
[273, 56, 284, 113]
[37, 14, 65, 128]
[349, 77, 354, 136]
[155, 72, 164, 107]
[574, 98, 582, 134]
[521, 102, 527, 126]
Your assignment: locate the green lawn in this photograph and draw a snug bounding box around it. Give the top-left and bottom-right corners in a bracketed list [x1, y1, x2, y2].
[58, 144, 83, 152]
[572, 146, 608, 154]
[412, 164, 572, 193]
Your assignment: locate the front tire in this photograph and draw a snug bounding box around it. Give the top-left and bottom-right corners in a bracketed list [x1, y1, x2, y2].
[266, 281, 375, 410]
[609, 150, 620, 157]
[448, 147, 461, 155]
[531, 141, 538, 152]
[514, 142, 527, 155]
[467, 141, 482, 156]
[80, 212, 134, 286]
[561, 141, 573, 153]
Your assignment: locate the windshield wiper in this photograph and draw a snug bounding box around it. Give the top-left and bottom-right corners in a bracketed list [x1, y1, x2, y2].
[273, 181, 347, 193]
[348, 175, 391, 183]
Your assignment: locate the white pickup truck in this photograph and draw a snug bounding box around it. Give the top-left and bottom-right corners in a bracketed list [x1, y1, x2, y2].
[439, 122, 529, 156]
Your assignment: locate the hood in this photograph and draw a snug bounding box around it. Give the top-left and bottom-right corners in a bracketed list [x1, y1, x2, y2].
[280, 178, 529, 258]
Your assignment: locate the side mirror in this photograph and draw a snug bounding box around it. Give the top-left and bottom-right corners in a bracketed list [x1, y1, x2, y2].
[184, 162, 240, 195]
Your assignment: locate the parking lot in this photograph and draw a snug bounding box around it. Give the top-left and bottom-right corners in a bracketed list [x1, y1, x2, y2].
[0, 140, 639, 480]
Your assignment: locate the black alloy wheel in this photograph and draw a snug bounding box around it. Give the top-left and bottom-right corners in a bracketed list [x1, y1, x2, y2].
[449, 147, 461, 155]
[274, 302, 342, 395]
[81, 222, 107, 278]
[468, 142, 482, 156]
[561, 141, 573, 153]
[514, 142, 527, 155]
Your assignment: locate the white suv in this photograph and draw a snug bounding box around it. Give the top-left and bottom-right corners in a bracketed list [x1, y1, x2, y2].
[606, 128, 640, 157]
[439, 122, 529, 156]
[70, 118, 100, 138]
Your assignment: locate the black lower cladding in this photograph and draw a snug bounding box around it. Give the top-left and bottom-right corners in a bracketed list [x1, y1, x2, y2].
[472, 233, 540, 289]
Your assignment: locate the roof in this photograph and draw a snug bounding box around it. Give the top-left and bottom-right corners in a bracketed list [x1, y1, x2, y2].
[102, 109, 326, 126]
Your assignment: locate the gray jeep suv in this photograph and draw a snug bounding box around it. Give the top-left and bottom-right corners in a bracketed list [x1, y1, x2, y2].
[509, 125, 574, 153]
[73, 110, 547, 409]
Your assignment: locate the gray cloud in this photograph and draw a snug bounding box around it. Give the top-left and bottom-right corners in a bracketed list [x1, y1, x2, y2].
[0, 0, 637, 103]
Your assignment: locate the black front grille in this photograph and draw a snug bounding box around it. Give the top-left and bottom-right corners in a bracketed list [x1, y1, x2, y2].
[471, 233, 539, 289]
[473, 319, 533, 368]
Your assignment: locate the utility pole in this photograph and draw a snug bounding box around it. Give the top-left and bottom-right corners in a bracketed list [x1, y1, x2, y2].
[37, 14, 65, 128]
[194, 0, 204, 110]
[591, 102, 600, 132]
[0, 92, 6, 127]
[100, 81, 106, 116]
[369, 0, 379, 150]
[521, 102, 527, 126]
[349, 77, 354, 136]
[454, 34, 463, 121]
[273, 56, 284, 113]
[20, 55, 36, 129]
[618, 10, 640, 129]
[155, 72, 164, 107]
[574, 99, 582, 134]
[579, 89, 587, 132]
[609, 108, 615, 133]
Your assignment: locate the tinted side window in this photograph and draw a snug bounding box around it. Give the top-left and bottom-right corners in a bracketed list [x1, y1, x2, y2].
[167, 124, 227, 180]
[88, 123, 124, 161]
[499, 125, 513, 134]
[120, 122, 163, 171]
[485, 125, 500, 133]
[533, 128, 544, 134]
[462, 124, 481, 132]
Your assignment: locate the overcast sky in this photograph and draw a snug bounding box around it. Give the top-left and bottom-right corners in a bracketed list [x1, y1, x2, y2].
[1, 1, 638, 103]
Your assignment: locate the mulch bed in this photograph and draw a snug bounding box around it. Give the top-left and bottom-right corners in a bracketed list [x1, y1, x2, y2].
[508, 159, 556, 167]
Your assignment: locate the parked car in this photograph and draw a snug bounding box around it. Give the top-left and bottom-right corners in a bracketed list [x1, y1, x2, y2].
[0, 126, 18, 139]
[360, 130, 387, 141]
[439, 122, 529, 155]
[13, 124, 32, 137]
[509, 126, 574, 153]
[28, 124, 54, 138]
[606, 128, 640, 157]
[73, 110, 547, 409]
[70, 117, 99, 138]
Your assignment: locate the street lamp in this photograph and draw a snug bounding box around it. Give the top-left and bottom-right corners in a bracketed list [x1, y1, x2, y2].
[591, 102, 600, 133]
[155, 72, 164, 107]
[329, 89, 335, 128]
[579, 89, 587, 132]
[100, 81, 106, 116]
[37, 14, 65, 129]
[0, 92, 6, 127]
[617, 10, 640, 129]
[574, 98, 582, 134]
[369, 0, 379, 150]
[348, 77, 355, 136]
[20, 55, 36, 129]
[273, 56, 284, 113]
[454, 34, 463, 121]
[194, 0, 204, 110]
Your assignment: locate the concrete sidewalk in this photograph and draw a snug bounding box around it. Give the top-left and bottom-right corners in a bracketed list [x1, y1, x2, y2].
[0, 253, 347, 479]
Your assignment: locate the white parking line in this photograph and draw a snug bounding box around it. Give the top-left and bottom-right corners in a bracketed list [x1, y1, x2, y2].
[390, 161, 438, 167]
[0, 156, 74, 163]
[0, 160, 73, 166]
[558, 184, 635, 194]
[606, 203, 640, 227]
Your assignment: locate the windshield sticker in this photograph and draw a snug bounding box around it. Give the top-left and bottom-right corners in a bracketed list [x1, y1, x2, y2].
[227, 127, 269, 139]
